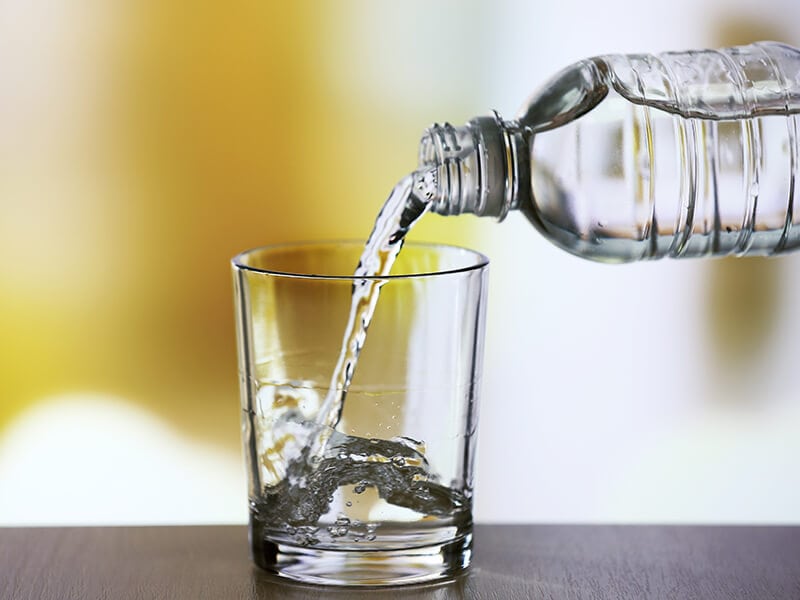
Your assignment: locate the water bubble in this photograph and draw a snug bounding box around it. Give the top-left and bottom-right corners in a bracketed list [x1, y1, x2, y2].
[327, 525, 348, 538]
[327, 516, 351, 538]
[297, 532, 319, 547]
[354, 481, 368, 494]
[345, 501, 353, 507]
[296, 525, 319, 536]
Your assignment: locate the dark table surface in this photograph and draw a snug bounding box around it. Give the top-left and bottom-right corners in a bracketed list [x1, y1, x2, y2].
[1, 525, 799, 599]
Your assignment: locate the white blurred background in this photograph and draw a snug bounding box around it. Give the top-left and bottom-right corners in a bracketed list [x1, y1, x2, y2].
[1, 0, 799, 525]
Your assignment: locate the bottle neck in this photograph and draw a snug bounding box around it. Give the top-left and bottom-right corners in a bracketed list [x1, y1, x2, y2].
[418, 112, 531, 220]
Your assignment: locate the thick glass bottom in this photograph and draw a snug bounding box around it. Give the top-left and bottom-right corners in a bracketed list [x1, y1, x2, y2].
[251, 533, 472, 587]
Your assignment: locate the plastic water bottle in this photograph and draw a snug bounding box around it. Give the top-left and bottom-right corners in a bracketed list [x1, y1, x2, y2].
[419, 41, 800, 262]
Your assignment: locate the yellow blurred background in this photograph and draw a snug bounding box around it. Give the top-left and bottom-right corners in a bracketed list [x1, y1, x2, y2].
[0, 0, 482, 523]
[1, 1, 799, 524]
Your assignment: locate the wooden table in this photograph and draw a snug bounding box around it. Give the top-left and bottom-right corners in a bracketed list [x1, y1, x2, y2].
[2, 525, 798, 599]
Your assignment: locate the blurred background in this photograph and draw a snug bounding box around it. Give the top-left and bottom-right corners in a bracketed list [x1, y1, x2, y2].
[1, 0, 799, 525]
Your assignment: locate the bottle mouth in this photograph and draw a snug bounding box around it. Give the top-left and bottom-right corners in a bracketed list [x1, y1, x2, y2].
[418, 113, 517, 220]
[418, 122, 470, 216]
[419, 122, 466, 167]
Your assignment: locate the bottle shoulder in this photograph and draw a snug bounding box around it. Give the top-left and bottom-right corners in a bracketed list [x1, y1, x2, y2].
[515, 59, 609, 133]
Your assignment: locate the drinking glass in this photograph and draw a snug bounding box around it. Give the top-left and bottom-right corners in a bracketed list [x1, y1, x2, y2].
[232, 241, 488, 586]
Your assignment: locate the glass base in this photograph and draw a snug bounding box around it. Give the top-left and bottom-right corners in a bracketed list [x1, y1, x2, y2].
[252, 533, 472, 587]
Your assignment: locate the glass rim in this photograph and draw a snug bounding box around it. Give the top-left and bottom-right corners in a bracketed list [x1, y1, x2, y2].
[231, 240, 489, 281]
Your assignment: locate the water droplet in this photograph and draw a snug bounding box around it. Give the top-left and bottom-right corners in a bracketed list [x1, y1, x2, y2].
[354, 481, 368, 494]
[392, 456, 406, 467]
[345, 501, 353, 507]
[365, 534, 377, 542]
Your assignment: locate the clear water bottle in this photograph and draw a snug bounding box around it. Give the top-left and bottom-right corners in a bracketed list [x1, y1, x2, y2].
[419, 41, 800, 262]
